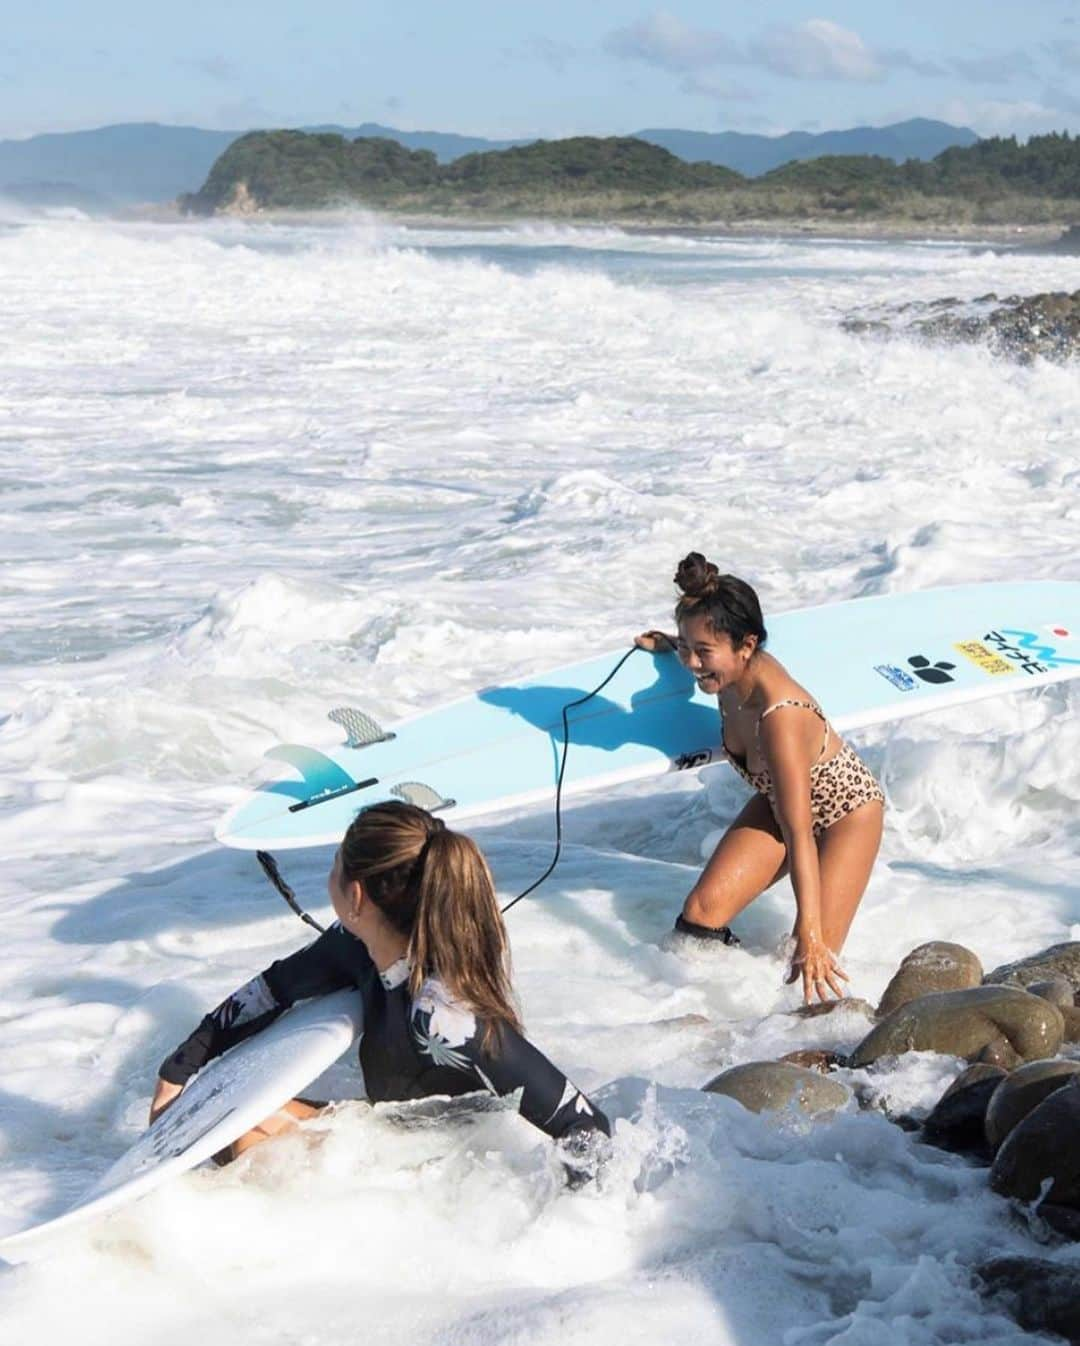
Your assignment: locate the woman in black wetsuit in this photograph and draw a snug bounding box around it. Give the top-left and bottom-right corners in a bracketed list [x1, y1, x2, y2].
[151, 802, 609, 1173]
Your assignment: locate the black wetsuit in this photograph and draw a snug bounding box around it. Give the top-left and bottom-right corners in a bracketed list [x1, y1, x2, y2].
[160, 922, 610, 1151]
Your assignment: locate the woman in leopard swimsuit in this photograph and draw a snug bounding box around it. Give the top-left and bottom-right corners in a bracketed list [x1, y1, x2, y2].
[638, 553, 884, 1004]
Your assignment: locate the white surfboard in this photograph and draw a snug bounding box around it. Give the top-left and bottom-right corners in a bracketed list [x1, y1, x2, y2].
[0, 989, 364, 1263]
[218, 581, 1080, 850]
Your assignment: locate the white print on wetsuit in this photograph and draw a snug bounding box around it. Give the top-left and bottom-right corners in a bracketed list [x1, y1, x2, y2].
[215, 975, 277, 1031]
[547, 1077, 595, 1126]
[412, 978, 477, 1073]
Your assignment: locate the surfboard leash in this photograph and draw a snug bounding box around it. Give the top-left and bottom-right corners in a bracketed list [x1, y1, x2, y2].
[254, 645, 643, 928]
[256, 849, 326, 934]
[500, 644, 641, 915]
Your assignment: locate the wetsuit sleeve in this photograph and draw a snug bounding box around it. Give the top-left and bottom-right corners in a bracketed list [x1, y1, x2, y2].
[411, 989, 610, 1142]
[158, 922, 367, 1086]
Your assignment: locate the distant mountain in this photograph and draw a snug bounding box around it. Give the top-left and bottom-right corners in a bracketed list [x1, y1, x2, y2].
[305, 123, 529, 161]
[0, 124, 239, 205]
[634, 119, 979, 176]
[0, 117, 980, 206]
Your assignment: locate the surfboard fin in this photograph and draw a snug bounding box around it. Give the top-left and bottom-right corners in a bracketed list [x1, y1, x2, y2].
[391, 782, 456, 813]
[328, 707, 396, 749]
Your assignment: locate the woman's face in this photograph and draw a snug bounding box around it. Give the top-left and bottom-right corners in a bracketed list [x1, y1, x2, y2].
[677, 612, 754, 694]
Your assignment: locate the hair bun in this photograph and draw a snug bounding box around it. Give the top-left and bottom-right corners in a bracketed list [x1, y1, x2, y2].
[674, 552, 721, 599]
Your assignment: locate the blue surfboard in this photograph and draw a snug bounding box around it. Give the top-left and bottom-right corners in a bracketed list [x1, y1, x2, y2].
[216, 581, 1080, 850]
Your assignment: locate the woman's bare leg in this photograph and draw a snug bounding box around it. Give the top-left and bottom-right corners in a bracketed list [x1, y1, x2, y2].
[682, 793, 789, 929]
[222, 1098, 323, 1164]
[814, 801, 884, 954]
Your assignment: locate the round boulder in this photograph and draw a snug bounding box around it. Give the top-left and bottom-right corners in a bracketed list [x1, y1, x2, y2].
[703, 1061, 851, 1117]
[984, 1059, 1080, 1153]
[849, 985, 1064, 1069]
[976, 1256, 1080, 1341]
[990, 1075, 1080, 1208]
[922, 1063, 1007, 1158]
[1026, 977, 1075, 1009]
[984, 942, 1080, 995]
[877, 942, 983, 1018]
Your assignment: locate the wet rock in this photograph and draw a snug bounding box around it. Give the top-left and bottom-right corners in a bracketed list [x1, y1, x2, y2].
[789, 997, 874, 1022]
[876, 942, 983, 1018]
[848, 985, 1064, 1069]
[976, 1256, 1080, 1342]
[703, 1061, 851, 1116]
[1027, 977, 1076, 1009]
[984, 942, 1080, 995]
[1063, 1006, 1080, 1043]
[1042, 1205, 1080, 1240]
[984, 1059, 1080, 1153]
[990, 1076, 1080, 1209]
[922, 1063, 1006, 1159]
[843, 289, 1080, 364]
[779, 1049, 845, 1073]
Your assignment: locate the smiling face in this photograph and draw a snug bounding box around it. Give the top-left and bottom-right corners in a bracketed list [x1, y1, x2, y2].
[677, 611, 757, 695]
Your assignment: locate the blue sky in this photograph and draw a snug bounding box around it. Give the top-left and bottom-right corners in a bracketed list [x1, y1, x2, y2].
[2, 1, 1079, 141]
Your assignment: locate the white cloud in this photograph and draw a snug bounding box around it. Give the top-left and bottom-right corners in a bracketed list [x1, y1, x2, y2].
[606, 10, 739, 73]
[934, 95, 1074, 137]
[681, 72, 758, 102]
[953, 50, 1036, 83]
[752, 20, 881, 82]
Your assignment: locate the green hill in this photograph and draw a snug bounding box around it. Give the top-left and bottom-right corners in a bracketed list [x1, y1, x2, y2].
[183, 129, 1080, 225]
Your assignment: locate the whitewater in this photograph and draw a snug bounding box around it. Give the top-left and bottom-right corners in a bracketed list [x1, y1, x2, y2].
[1, 207, 1078, 1344]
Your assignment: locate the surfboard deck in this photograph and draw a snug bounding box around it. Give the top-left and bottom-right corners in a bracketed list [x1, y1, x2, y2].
[217, 581, 1080, 851]
[0, 989, 364, 1263]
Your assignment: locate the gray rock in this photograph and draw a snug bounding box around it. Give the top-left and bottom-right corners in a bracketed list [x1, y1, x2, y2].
[990, 1076, 1080, 1209]
[1027, 977, 1076, 1009]
[922, 1063, 1006, 1158]
[876, 942, 983, 1018]
[703, 1061, 851, 1117]
[790, 996, 874, 1022]
[984, 942, 1080, 995]
[984, 1059, 1080, 1153]
[778, 1049, 845, 1073]
[976, 1256, 1080, 1341]
[850, 985, 1064, 1069]
[843, 289, 1080, 365]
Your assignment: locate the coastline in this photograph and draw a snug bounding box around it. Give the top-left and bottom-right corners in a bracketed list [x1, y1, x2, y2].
[131, 199, 1071, 248]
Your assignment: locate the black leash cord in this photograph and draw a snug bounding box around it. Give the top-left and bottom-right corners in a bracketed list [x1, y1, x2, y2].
[255, 645, 643, 927]
[256, 848, 326, 934]
[500, 645, 640, 915]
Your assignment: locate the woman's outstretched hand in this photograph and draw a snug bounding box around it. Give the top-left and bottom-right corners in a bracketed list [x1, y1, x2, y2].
[786, 930, 849, 1004]
[635, 630, 677, 653]
[149, 1076, 183, 1125]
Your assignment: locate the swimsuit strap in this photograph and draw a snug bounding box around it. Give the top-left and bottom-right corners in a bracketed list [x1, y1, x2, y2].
[758, 699, 830, 762]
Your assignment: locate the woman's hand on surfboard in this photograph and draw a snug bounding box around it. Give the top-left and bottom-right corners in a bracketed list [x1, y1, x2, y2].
[149, 1076, 183, 1125]
[786, 931, 849, 1004]
[634, 630, 677, 653]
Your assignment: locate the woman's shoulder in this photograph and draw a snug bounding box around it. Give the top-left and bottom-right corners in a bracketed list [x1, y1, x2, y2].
[755, 654, 818, 711]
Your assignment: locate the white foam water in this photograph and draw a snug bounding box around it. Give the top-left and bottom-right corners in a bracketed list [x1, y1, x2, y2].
[1, 214, 1078, 1343]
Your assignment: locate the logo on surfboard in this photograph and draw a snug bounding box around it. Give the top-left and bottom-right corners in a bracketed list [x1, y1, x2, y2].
[906, 655, 956, 685]
[980, 628, 1080, 676]
[873, 664, 917, 691]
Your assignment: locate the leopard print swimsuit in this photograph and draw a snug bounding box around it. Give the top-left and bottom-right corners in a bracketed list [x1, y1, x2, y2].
[723, 698, 884, 837]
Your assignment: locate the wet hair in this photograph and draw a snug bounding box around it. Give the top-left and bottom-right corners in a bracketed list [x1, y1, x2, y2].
[339, 801, 520, 1047]
[673, 552, 767, 650]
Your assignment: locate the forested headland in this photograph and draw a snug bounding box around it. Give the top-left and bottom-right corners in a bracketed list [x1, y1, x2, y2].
[180, 130, 1080, 226]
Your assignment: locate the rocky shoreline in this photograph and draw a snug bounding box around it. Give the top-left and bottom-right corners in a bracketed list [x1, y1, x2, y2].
[844, 283, 1080, 363]
[699, 938, 1080, 1341]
